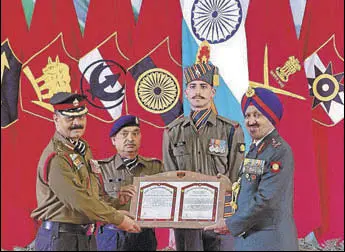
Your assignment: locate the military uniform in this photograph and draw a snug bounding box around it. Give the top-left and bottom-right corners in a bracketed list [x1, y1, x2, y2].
[31, 92, 126, 251]
[163, 111, 244, 181]
[31, 132, 125, 251]
[226, 130, 298, 251]
[163, 111, 245, 251]
[96, 154, 163, 251]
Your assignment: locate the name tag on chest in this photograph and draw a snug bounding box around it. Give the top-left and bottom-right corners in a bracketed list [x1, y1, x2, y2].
[242, 158, 265, 175]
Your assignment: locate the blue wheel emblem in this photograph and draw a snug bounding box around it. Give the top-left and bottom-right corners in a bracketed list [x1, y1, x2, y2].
[191, 0, 242, 44]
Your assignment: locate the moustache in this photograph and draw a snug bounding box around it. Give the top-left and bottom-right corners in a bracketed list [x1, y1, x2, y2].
[247, 124, 259, 128]
[69, 125, 84, 130]
[192, 95, 205, 99]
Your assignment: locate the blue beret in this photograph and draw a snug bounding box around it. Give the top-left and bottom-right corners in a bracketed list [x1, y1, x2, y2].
[241, 88, 283, 126]
[109, 115, 140, 137]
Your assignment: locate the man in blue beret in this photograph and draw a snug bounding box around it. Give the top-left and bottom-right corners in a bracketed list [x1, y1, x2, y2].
[205, 87, 299, 251]
[96, 114, 164, 251]
[31, 92, 141, 251]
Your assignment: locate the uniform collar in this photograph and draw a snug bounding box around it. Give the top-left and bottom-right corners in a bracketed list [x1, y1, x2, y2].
[182, 109, 217, 127]
[255, 129, 279, 153]
[114, 153, 144, 170]
[53, 131, 78, 152]
[253, 128, 275, 146]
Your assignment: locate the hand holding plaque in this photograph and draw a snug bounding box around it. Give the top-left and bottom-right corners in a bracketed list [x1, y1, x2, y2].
[129, 171, 228, 229]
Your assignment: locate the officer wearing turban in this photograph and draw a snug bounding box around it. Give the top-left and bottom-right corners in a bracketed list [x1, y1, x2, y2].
[205, 87, 299, 251]
[96, 115, 163, 251]
[163, 41, 245, 251]
[31, 92, 141, 251]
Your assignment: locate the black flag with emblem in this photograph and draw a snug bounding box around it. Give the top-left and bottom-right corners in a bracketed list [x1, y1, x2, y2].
[1, 40, 22, 128]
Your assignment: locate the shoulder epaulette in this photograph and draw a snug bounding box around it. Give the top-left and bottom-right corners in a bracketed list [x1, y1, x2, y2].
[217, 115, 241, 128]
[97, 155, 116, 164]
[166, 115, 186, 130]
[140, 156, 162, 163]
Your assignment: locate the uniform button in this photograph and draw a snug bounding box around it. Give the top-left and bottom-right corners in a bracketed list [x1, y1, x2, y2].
[198, 151, 201, 154]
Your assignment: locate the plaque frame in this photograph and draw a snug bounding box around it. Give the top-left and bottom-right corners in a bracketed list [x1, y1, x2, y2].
[129, 171, 227, 229]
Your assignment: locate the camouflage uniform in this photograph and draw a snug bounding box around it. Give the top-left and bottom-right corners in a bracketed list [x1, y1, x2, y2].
[96, 154, 163, 251]
[163, 111, 245, 251]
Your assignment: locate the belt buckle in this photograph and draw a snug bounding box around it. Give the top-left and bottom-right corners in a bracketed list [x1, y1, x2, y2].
[86, 224, 96, 235]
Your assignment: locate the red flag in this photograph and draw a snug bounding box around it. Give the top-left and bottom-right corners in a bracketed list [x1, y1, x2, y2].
[79, 33, 129, 123]
[245, 0, 321, 237]
[82, 0, 135, 56]
[132, 0, 182, 62]
[126, 1, 183, 249]
[20, 34, 80, 121]
[299, 0, 344, 242]
[1, 0, 29, 61]
[27, 0, 83, 59]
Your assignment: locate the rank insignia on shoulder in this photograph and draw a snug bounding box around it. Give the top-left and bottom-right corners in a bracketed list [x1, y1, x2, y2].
[209, 139, 226, 154]
[271, 138, 282, 148]
[238, 143, 246, 153]
[89, 159, 101, 174]
[242, 158, 265, 175]
[270, 162, 281, 173]
[69, 154, 84, 171]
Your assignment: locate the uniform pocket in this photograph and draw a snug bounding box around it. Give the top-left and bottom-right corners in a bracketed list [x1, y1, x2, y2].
[207, 150, 228, 175]
[173, 145, 192, 171]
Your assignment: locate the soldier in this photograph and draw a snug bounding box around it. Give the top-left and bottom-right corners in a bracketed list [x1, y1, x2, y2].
[96, 115, 164, 251]
[204, 87, 299, 251]
[31, 92, 141, 251]
[162, 41, 245, 250]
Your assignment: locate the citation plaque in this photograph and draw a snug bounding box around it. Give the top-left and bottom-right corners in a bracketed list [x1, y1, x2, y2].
[130, 171, 227, 228]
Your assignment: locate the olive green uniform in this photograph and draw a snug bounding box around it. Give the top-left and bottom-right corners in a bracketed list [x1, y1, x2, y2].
[163, 111, 245, 251]
[31, 132, 125, 225]
[163, 111, 244, 182]
[96, 154, 163, 251]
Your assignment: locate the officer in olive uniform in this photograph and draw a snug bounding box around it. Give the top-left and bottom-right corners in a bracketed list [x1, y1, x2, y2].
[95, 115, 164, 251]
[31, 92, 141, 251]
[163, 41, 245, 250]
[205, 87, 299, 251]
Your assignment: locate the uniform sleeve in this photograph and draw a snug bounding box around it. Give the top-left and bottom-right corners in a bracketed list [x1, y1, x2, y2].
[228, 125, 245, 183]
[48, 156, 125, 225]
[162, 129, 178, 171]
[225, 147, 294, 236]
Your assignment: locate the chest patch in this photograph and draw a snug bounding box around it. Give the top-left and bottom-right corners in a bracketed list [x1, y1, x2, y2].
[242, 158, 265, 175]
[69, 153, 84, 171]
[209, 139, 226, 154]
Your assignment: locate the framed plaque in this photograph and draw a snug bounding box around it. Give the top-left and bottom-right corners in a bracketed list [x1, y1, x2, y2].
[130, 171, 227, 228]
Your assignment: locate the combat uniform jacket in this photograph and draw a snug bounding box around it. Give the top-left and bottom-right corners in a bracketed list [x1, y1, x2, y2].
[97, 154, 164, 208]
[31, 132, 125, 226]
[226, 130, 299, 251]
[163, 111, 245, 183]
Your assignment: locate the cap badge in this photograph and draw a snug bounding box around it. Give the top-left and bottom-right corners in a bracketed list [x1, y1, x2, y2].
[246, 87, 255, 97]
[73, 98, 79, 107]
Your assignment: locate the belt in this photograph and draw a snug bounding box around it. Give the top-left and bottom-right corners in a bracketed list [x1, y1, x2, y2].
[42, 221, 94, 234]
